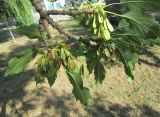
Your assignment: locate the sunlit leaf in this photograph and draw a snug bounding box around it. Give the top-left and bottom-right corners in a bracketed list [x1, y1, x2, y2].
[35, 54, 61, 87]
[94, 58, 106, 83]
[46, 60, 59, 87]
[35, 74, 45, 85]
[5, 49, 34, 76]
[66, 71, 90, 106]
[118, 12, 160, 39]
[120, 0, 160, 11]
[118, 0, 160, 39]
[86, 53, 97, 74]
[116, 48, 139, 81]
[67, 57, 76, 71]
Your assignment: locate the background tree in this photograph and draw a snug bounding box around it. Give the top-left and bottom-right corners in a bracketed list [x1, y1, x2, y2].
[0, 0, 34, 25]
[0, 0, 34, 43]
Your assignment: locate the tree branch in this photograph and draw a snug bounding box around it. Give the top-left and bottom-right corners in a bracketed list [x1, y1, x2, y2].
[30, 0, 98, 46]
[47, 9, 94, 15]
[38, 18, 50, 50]
[46, 15, 97, 46]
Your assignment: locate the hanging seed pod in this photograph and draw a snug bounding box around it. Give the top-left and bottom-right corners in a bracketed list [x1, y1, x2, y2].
[67, 56, 76, 71]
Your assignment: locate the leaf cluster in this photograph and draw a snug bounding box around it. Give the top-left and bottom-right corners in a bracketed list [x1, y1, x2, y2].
[0, 0, 34, 25]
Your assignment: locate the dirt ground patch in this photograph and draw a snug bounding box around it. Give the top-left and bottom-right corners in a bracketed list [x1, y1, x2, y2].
[0, 20, 160, 117]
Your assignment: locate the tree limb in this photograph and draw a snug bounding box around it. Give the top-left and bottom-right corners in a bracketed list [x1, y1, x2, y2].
[30, 0, 98, 46]
[47, 9, 94, 15]
[46, 15, 98, 46]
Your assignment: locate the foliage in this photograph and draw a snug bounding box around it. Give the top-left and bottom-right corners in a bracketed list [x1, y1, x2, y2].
[116, 48, 139, 82]
[79, 1, 114, 41]
[0, 0, 33, 25]
[5, 0, 160, 106]
[5, 48, 38, 76]
[16, 24, 41, 39]
[66, 71, 90, 106]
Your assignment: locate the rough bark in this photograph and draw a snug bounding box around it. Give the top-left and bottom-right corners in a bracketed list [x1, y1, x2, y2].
[47, 9, 94, 15]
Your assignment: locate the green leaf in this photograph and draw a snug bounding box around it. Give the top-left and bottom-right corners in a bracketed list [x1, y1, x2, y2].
[35, 74, 45, 85]
[86, 53, 98, 74]
[16, 24, 41, 39]
[128, 77, 134, 84]
[35, 54, 61, 87]
[117, 0, 160, 39]
[106, 0, 160, 41]
[86, 54, 106, 83]
[120, 0, 160, 11]
[108, 0, 160, 49]
[143, 37, 160, 46]
[118, 12, 160, 39]
[66, 71, 90, 106]
[116, 48, 139, 80]
[67, 57, 76, 71]
[1, 0, 34, 25]
[46, 60, 59, 87]
[86, 47, 106, 83]
[5, 49, 34, 76]
[60, 48, 67, 66]
[81, 64, 90, 79]
[94, 59, 106, 84]
[89, 81, 101, 89]
[77, 56, 86, 61]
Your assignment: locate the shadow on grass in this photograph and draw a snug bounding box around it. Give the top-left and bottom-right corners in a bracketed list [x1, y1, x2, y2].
[0, 70, 35, 117]
[139, 47, 160, 67]
[0, 24, 40, 43]
[1, 80, 160, 117]
[88, 103, 160, 117]
[39, 90, 73, 117]
[0, 43, 36, 117]
[0, 29, 16, 43]
[86, 93, 160, 117]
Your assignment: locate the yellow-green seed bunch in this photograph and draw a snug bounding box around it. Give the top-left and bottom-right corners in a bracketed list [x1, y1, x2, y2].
[79, 1, 114, 41]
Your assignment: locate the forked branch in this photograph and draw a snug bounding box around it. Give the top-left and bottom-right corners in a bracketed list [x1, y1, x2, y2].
[30, 0, 98, 46]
